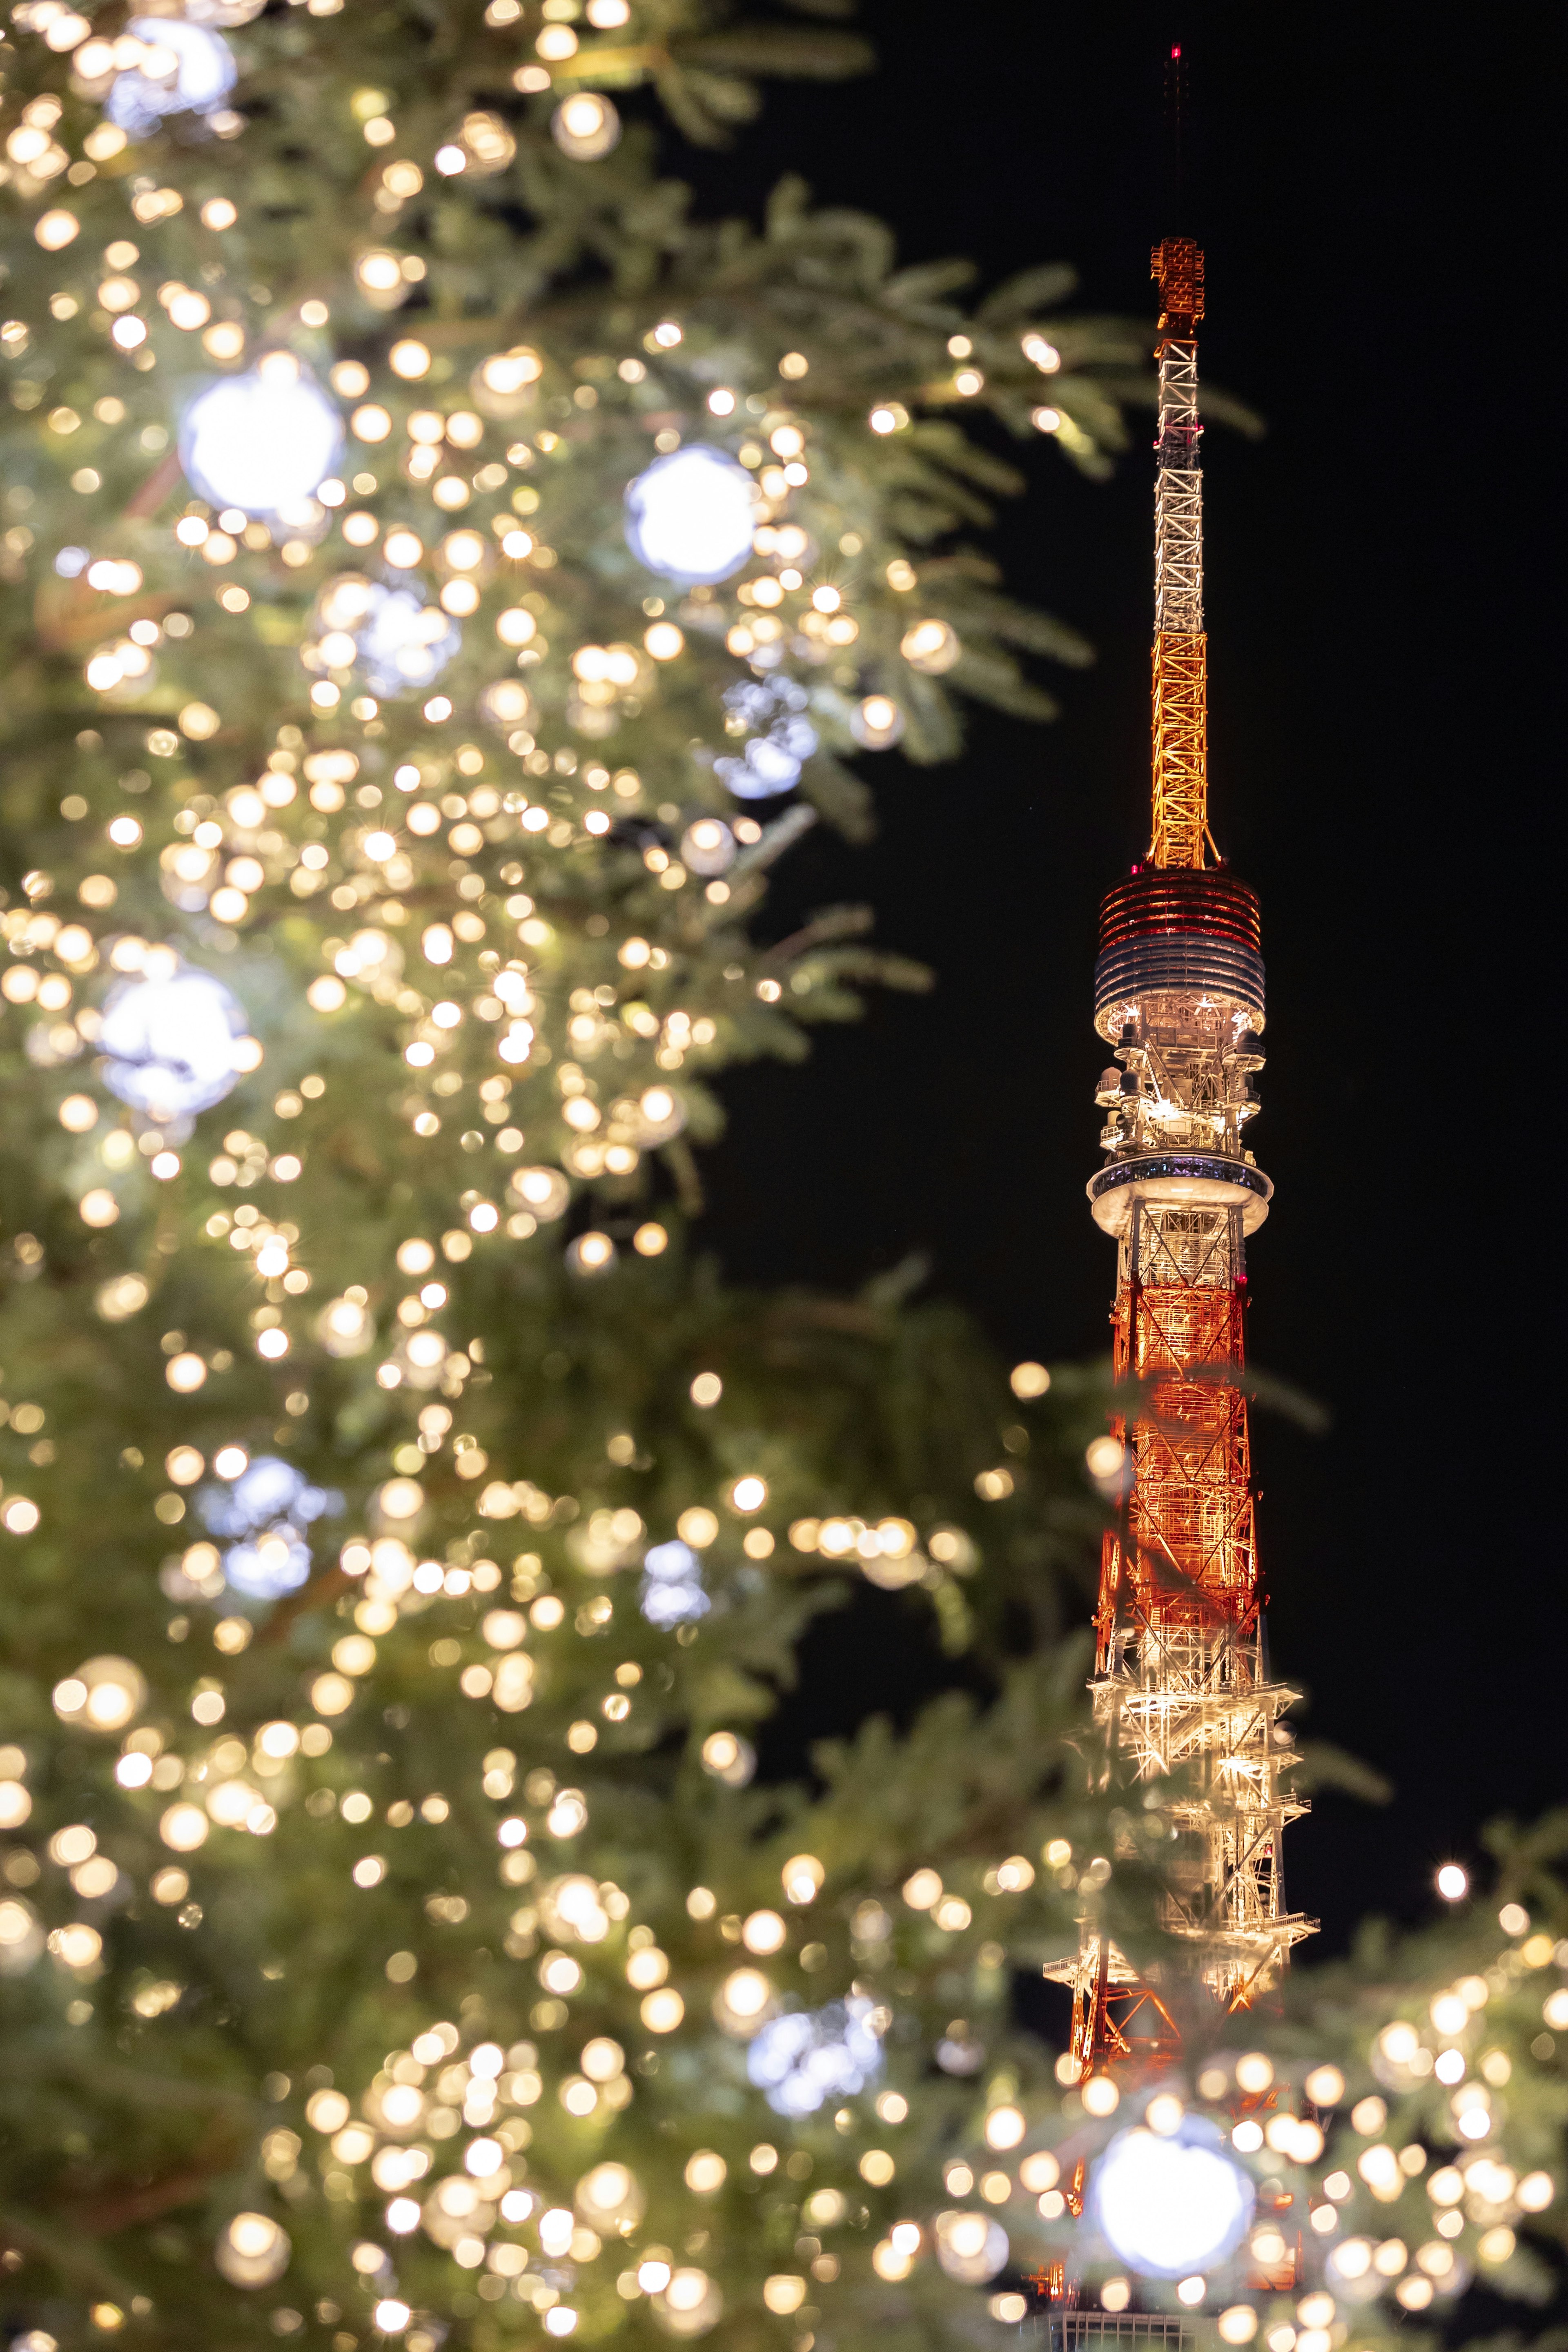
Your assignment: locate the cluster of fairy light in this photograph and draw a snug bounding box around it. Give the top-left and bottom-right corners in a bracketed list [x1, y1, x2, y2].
[151, 327, 976, 766]
[2, 1533, 1565, 2348]
[191, 1813, 1067, 2342]
[2, 732, 720, 1273]
[0, 1016, 1495, 2333]
[2, 1317, 1040, 1813]
[24, 1656, 1568, 2352]
[1028, 1893, 1561, 2339]
[0, 0, 1098, 798]
[24, 243, 1061, 767]
[0, 0, 1111, 1330]
[0, 1575, 1070, 2336]
[4, 1300, 1043, 2276]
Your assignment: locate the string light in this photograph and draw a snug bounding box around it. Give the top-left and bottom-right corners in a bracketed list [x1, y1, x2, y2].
[746, 1996, 883, 2116]
[624, 446, 758, 584]
[214, 2212, 290, 2287]
[851, 694, 904, 749]
[1091, 2119, 1255, 2280]
[715, 677, 817, 798]
[639, 1539, 708, 1626]
[324, 583, 461, 696]
[98, 962, 251, 1119]
[552, 92, 621, 159]
[198, 1458, 340, 1597]
[934, 2211, 1008, 2283]
[180, 354, 343, 517]
[102, 17, 236, 135]
[51, 1655, 146, 1732]
[900, 618, 961, 675]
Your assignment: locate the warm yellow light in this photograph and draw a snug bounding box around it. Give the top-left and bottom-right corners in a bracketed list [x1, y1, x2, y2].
[552, 91, 621, 160]
[741, 1909, 785, 1955]
[782, 1853, 824, 1904]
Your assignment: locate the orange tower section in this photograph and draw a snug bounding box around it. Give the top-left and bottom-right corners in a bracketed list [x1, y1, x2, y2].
[1045, 240, 1314, 2084]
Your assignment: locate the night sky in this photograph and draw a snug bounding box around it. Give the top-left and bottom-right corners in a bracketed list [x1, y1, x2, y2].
[673, 8, 1559, 1949]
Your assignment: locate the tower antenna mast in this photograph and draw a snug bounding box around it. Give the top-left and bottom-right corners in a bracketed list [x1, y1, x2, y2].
[1149, 225, 1209, 860]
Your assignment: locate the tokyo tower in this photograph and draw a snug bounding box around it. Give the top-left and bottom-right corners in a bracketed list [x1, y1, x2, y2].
[1046, 232, 1315, 2083]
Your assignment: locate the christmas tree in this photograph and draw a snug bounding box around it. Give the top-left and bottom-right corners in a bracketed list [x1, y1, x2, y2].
[0, 0, 1140, 2340]
[2, 6, 1566, 2352]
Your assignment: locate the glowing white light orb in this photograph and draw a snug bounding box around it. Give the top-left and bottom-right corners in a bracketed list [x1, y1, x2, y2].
[199, 1457, 339, 1599]
[714, 676, 817, 800]
[624, 445, 757, 585]
[180, 357, 343, 518]
[1091, 2122, 1254, 2281]
[640, 1538, 708, 1628]
[746, 1995, 882, 2118]
[351, 584, 461, 696]
[1437, 1864, 1468, 1901]
[105, 16, 235, 134]
[98, 964, 249, 1120]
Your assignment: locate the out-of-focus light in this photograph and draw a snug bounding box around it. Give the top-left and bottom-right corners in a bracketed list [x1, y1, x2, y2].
[934, 2210, 1008, 2284]
[352, 585, 460, 696]
[715, 675, 817, 799]
[1437, 1864, 1468, 1902]
[1091, 2122, 1254, 2281]
[900, 617, 961, 674]
[850, 693, 904, 750]
[625, 445, 757, 585]
[552, 91, 621, 159]
[200, 1456, 340, 1599]
[640, 1539, 708, 1629]
[747, 1995, 882, 2116]
[180, 355, 343, 517]
[98, 963, 249, 1119]
[214, 2211, 290, 2288]
[105, 17, 235, 136]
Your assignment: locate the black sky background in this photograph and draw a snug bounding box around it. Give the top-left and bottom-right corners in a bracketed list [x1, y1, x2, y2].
[666, 6, 1561, 1949]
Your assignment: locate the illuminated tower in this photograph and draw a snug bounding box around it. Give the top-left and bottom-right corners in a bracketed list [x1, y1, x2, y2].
[1049, 236, 1314, 2080]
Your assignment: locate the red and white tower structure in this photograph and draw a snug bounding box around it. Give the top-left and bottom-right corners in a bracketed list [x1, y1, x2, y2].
[1049, 236, 1314, 2080]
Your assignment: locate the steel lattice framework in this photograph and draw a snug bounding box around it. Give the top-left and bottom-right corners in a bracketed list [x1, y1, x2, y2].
[1047, 238, 1315, 2110]
[1149, 238, 1209, 871]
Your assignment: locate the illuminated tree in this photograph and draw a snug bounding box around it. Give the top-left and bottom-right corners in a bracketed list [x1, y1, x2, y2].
[0, 0, 1149, 2342]
[3, 8, 1567, 2352]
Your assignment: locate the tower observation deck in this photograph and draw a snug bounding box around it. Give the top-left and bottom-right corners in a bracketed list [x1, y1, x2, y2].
[1044, 236, 1315, 2086]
